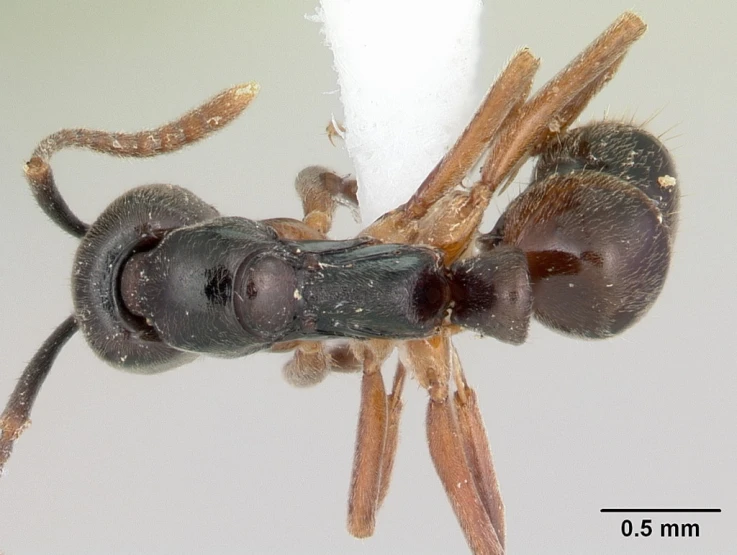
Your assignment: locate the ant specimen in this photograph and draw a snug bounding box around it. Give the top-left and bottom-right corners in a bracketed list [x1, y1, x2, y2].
[0, 12, 677, 555]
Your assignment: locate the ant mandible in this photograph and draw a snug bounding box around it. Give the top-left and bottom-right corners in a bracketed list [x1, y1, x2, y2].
[0, 12, 677, 554]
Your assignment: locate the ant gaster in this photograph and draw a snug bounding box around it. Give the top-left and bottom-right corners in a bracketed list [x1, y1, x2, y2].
[0, 12, 677, 555]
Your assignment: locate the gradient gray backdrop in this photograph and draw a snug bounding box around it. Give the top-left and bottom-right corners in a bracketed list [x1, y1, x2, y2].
[1, 1, 734, 553]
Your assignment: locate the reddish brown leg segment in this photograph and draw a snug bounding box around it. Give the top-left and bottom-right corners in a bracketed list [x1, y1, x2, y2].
[454, 386, 506, 549]
[377, 361, 407, 508]
[295, 166, 359, 235]
[265, 166, 358, 241]
[450, 346, 506, 548]
[427, 400, 503, 555]
[403, 336, 503, 554]
[281, 342, 331, 387]
[479, 12, 646, 195]
[347, 355, 388, 538]
[404, 49, 539, 220]
[363, 49, 539, 244]
[401, 12, 648, 265]
[281, 341, 361, 387]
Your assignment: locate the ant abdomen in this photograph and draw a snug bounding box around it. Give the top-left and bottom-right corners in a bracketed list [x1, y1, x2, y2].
[534, 122, 679, 232]
[482, 122, 679, 338]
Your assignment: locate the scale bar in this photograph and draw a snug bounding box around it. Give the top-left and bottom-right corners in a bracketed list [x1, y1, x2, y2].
[601, 508, 721, 513]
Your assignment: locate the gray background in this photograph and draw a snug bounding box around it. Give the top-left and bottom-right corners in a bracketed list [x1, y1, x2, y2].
[1, 1, 734, 554]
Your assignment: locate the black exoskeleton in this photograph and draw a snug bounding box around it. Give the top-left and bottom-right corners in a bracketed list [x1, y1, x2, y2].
[73, 182, 530, 373]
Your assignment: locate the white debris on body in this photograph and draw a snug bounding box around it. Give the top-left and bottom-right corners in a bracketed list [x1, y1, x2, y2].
[658, 174, 677, 189]
[316, 0, 482, 224]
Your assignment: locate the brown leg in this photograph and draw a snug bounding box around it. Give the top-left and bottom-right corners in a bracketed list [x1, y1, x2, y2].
[364, 12, 646, 267]
[264, 166, 358, 240]
[363, 49, 539, 244]
[451, 347, 506, 550]
[377, 361, 407, 508]
[281, 341, 361, 388]
[24, 83, 259, 238]
[260, 218, 324, 241]
[403, 50, 538, 222]
[280, 343, 402, 531]
[0, 316, 78, 474]
[402, 335, 504, 554]
[405, 12, 646, 264]
[295, 166, 358, 236]
[479, 12, 646, 195]
[347, 341, 392, 538]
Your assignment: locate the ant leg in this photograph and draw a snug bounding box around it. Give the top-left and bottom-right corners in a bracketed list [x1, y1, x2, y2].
[376, 361, 407, 508]
[0, 315, 78, 474]
[262, 167, 358, 240]
[296, 166, 359, 235]
[363, 49, 539, 244]
[24, 83, 259, 238]
[479, 12, 646, 196]
[347, 340, 393, 538]
[450, 346, 506, 549]
[403, 335, 504, 555]
[280, 339, 403, 518]
[281, 341, 361, 388]
[409, 12, 647, 263]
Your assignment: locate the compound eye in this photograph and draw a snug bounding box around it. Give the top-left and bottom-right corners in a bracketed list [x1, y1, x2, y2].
[235, 255, 298, 340]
